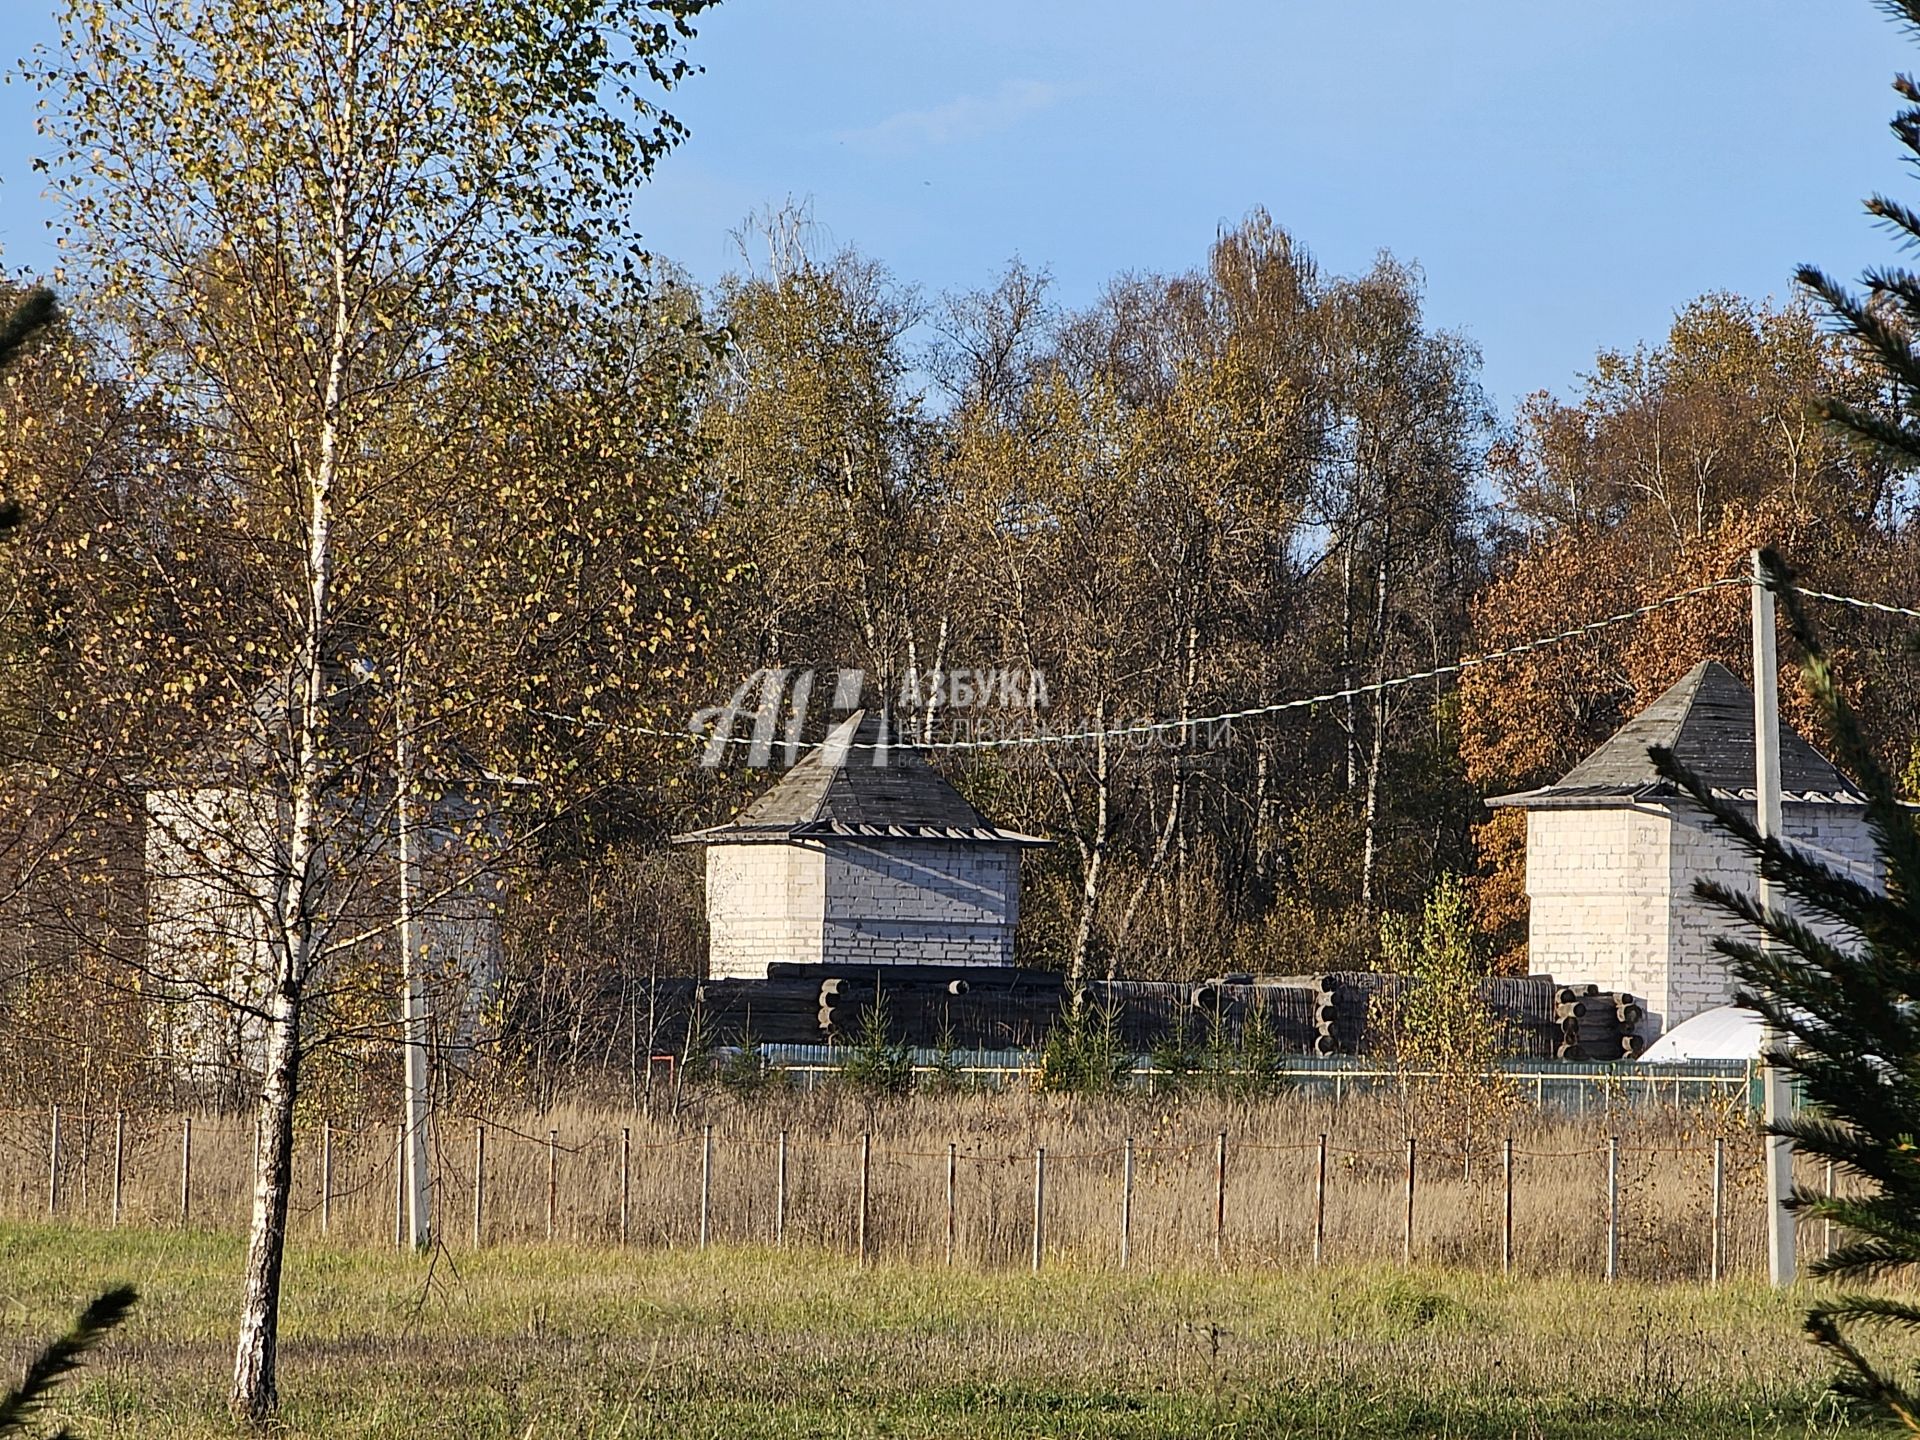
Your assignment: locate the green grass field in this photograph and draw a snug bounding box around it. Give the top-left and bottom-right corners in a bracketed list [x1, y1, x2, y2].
[0, 1222, 1877, 1438]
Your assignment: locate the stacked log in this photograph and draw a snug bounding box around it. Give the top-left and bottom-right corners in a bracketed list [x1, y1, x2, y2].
[1326, 972, 1406, 1053]
[1553, 986, 1644, 1060]
[576, 963, 1647, 1064]
[1249, 983, 1323, 1052]
[791, 964, 1068, 1049]
[1310, 975, 1341, 1055]
[1482, 975, 1563, 1059]
[1075, 979, 1321, 1053]
[1245, 973, 1407, 1055]
[694, 977, 834, 1047]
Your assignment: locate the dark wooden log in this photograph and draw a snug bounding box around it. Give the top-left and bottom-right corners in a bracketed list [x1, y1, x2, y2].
[766, 961, 1065, 989]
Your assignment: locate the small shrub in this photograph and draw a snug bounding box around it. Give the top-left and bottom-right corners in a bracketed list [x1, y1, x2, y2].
[1035, 997, 1131, 1095]
[1376, 874, 1515, 1146]
[1179, 1000, 1289, 1101]
[679, 997, 719, 1087]
[918, 1014, 969, 1096]
[840, 992, 913, 1098]
[716, 1032, 785, 1098]
[1148, 1016, 1200, 1095]
[1229, 999, 1288, 1099]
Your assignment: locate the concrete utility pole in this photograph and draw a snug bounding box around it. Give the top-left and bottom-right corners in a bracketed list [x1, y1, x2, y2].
[395, 654, 432, 1249]
[1751, 549, 1795, 1287]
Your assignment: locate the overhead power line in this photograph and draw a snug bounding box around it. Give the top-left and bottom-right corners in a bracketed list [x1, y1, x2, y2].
[1799, 588, 1920, 622]
[913, 577, 1750, 751]
[543, 575, 1762, 755]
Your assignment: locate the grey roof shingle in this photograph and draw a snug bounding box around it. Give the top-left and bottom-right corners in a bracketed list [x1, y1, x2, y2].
[1487, 660, 1864, 810]
[673, 711, 1049, 846]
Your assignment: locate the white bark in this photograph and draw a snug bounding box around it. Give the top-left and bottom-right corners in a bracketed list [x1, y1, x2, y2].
[1066, 706, 1108, 993]
[230, 21, 352, 1415]
[396, 655, 432, 1248]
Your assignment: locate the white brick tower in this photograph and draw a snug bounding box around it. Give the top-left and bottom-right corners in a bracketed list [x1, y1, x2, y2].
[1487, 661, 1878, 1038]
[675, 711, 1048, 979]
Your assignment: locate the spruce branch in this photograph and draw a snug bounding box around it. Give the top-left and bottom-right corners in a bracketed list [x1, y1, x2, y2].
[0, 1285, 138, 1436]
[0, 286, 56, 374]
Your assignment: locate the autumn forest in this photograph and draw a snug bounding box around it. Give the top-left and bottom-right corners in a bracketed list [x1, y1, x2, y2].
[6, 190, 1919, 1077]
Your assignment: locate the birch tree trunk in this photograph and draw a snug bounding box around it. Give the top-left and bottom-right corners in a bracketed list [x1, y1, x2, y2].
[230, 91, 349, 1415]
[228, 971, 303, 1421]
[1066, 703, 1109, 993]
[1359, 540, 1392, 916]
[229, 473, 333, 1417]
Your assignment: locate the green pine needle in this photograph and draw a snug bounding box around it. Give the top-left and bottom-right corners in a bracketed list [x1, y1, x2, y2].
[0, 1285, 138, 1435]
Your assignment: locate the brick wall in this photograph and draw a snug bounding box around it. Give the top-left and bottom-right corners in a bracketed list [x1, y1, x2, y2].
[146, 783, 503, 1076]
[704, 838, 1022, 978]
[823, 841, 1018, 968]
[1524, 800, 1879, 1039]
[1525, 807, 1672, 1027]
[705, 843, 826, 979]
[1663, 800, 1877, 1034]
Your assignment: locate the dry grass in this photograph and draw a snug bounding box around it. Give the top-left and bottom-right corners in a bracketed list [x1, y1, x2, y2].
[0, 1223, 1858, 1438]
[0, 1083, 1817, 1283]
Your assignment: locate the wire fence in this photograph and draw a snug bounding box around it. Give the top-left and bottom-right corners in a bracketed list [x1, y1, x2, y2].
[0, 1096, 1824, 1284]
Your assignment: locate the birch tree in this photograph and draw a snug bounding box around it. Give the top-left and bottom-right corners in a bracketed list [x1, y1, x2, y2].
[702, 224, 938, 699]
[32, 0, 710, 1420]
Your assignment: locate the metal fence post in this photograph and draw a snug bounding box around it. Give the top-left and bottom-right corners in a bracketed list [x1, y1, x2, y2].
[1824, 1159, 1835, 1260]
[857, 1132, 871, 1265]
[1710, 1136, 1725, 1284]
[944, 1141, 956, 1266]
[473, 1124, 485, 1249]
[1121, 1137, 1136, 1271]
[699, 1123, 713, 1250]
[1313, 1134, 1328, 1267]
[777, 1129, 789, 1247]
[393, 1124, 405, 1248]
[1403, 1136, 1416, 1264]
[320, 1119, 332, 1237]
[1606, 1136, 1620, 1282]
[1031, 1146, 1046, 1273]
[1213, 1131, 1227, 1265]
[619, 1126, 631, 1247]
[110, 1110, 125, 1228]
[1501, 1137, 1514, 1276]
[546, 1128, 558, 1242]
[179, 1117, 191, 1225]
[47, 1104, 61, 1215]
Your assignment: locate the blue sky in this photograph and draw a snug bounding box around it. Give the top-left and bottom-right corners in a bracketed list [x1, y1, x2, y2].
[0, 2, 1905, 413]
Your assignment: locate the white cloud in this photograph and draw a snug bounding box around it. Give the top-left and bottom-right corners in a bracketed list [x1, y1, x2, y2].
[835, 80, 1065, 155]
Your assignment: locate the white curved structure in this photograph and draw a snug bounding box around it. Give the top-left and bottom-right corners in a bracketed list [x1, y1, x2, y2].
[1638, 1003, 1767, 1063]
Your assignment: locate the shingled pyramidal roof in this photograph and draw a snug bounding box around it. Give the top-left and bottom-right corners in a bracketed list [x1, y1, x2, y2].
[1487, 660, 1865, 810]
[673, 710, 1049, 845]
